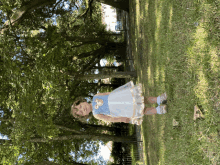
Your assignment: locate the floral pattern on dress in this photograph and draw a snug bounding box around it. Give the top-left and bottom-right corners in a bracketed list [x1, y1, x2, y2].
[94, 98, 104, 109]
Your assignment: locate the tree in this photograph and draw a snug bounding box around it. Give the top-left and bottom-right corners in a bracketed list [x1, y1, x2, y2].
[28, 133, 136, 143]
[0, 0, 132, 164]
[74, 71, 137, 80]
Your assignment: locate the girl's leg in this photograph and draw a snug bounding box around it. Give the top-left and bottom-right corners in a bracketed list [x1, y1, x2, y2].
[144, 97, 157, 104]
[143, 105, 167, 115]
[143, 107, 157, 115]
[144, 93, 167, 105]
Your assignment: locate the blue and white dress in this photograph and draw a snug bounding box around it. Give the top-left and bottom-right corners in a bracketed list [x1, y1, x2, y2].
[92, 81, 144, 120]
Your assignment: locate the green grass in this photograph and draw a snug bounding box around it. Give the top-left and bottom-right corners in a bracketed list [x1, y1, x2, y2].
[129, 0, 220, 164]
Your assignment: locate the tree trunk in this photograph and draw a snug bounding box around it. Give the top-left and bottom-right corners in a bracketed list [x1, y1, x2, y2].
[73, 71, 137, 80]
[64, 35, 112, 46]
[100, 84, 119, 88]
[55, 125, 82, 134]
[98, 32, 122, 38]
[84, 123, 117, 132]
[78, 54, 104, 74]
[97, 0, 129, 12]
[88, 83, 119, 88]
[92, 66, 119, 76]
[56, 124, 116, 134]
[92, 66, 119, 70]
[76, 46, 105, 59]
[105, 41, 126, 51]
[28, 133, 136, 143]
[109, 33, 122, 37]
[63, 32, 125, 47]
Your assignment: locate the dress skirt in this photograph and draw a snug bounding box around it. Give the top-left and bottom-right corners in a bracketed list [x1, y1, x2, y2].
[108, 81, 144, 119]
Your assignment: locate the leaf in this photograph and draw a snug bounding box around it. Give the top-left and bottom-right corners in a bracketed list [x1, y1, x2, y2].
[193, 105, 204, 120]
[173, 119, 179, 126]
[48, 136, 53, 139]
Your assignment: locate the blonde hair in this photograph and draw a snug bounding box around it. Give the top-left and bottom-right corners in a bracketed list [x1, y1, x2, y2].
[71, 99, 93, 123]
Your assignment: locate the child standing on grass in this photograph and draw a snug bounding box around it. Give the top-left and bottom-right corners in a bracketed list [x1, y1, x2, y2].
[71, 81, 167, 125]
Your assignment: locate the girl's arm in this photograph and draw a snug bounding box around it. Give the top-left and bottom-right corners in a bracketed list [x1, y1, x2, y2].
[95, 92, 111, 96]
[94, 114, 131, 123]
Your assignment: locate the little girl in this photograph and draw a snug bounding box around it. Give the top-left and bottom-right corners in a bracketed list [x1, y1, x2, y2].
[71, 81, 167, 125]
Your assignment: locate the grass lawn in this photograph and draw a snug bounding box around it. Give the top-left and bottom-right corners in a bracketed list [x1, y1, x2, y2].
[128, 0, 220, 164]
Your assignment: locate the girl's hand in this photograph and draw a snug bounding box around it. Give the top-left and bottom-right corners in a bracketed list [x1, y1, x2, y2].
[124, 117, 131, 123]
[130, 118, 143, 125]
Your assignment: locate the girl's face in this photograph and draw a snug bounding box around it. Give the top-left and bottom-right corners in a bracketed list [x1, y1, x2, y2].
[73, 102, 92, 117]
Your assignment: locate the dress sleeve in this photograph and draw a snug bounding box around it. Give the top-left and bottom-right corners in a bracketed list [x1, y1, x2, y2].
[95, 92, 111, 96]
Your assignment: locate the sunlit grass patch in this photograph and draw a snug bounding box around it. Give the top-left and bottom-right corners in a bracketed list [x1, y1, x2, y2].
[194, 70, 209, 110]
[147, 66, 154, 88]
[187, 24, 219, 111]
[155, 67, 160, 84]
[144, 1, 149, 17]
[168, 6, 173, 29]
[210, 48, 220, 75]
[155, 2, 162, 42]
[158, 67, 166, 89]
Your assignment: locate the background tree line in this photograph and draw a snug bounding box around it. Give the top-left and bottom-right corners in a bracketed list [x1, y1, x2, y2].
[0, 0, 135, 164]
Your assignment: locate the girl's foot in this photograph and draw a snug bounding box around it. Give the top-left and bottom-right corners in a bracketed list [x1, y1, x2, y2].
[143, 107, 157, 115]
[156, 105, 167, 114]
[159, 92, 167, 104]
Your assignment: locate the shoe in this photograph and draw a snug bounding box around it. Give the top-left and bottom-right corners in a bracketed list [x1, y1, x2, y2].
[160, 92, 167, 104]
[160, 105, 167, 114]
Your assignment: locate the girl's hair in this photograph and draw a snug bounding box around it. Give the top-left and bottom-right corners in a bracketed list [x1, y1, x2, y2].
[71, 99, 93, 123]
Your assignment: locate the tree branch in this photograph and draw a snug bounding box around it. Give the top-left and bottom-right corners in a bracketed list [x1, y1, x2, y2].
[55, 125, 81, 134]
[1, 0, 56, 33]
[51, 0, 62, 14]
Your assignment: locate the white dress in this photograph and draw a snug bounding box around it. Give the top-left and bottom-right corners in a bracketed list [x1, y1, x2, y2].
[108, 81, 144, 120]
